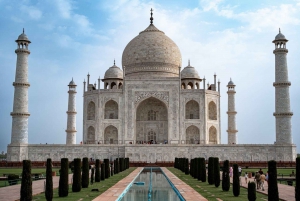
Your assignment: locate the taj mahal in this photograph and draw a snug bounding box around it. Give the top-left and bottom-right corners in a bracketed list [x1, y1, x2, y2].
[7, 10, 297, 162]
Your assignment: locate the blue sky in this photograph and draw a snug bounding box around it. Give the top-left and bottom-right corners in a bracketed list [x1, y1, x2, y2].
[0, 0, 299, 153]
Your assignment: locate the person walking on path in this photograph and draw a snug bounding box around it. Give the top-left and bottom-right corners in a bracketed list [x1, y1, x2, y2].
[244, 172, 248, 183]
[229, 167, 233, 178]
[238, 166, 242, 177]
[255, 172, 261, 190]
[260, 174, 266, 191]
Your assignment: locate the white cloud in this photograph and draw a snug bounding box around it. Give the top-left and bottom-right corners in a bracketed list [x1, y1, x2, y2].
[200, 0, 224, 12]
[20, 5, 42, 20]
[53, 0, 72, 19]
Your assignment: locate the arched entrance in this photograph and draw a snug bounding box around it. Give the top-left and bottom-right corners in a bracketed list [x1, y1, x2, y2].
[104, 125, 118, 144]
[186, 125, 200, 144]
[136, 97, 168, 144]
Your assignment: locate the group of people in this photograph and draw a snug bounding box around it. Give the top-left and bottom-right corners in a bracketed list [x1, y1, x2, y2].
[244, 168, 268, 191]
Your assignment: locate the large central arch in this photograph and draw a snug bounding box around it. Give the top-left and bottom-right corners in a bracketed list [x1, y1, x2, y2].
[136, 97, 168, 143]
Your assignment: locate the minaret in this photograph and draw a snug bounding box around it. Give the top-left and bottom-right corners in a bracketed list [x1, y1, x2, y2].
[66, 78, 77, 144]
[272, 29, 293, 144]
[227, 78, 238, 144]
[10, 29, 31, 144]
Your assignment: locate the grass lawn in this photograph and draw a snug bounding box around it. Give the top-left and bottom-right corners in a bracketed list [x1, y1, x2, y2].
[32, 167, 136, 201]
[168, 167, 270, 201]
[241, 168, 295, 176]
[0, 168, 60, 176]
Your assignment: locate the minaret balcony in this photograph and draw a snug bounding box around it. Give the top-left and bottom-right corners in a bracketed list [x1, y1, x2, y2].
[273, 82, 291, 87]
[10, 112, 30, 117]
[15, 49, 30, 54]
[273, 49, 288, 54]
[273, 112, 293, 117]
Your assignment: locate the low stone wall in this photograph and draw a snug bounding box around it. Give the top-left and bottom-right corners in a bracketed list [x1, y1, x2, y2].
[6, 143, 297, 162]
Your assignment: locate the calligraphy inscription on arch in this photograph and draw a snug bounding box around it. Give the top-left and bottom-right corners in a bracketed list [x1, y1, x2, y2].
[135, 91, 169, 106]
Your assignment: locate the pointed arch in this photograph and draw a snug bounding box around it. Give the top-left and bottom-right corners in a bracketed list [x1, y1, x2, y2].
[185, 100, 199, 119]
[87, 126, 95, 144]
[209, 126, 217, 144]
[104, 125, 118, 144]
[186, 125, 200, 144]
[181, 82, 186, 89]
[118, 82, 123, 89]
[187, 82, 193, 89]
[208, 101, 217, 120]
[105, 100, 118, 119]
[87, 101, 95, 120]
[111, 82, 117, 89]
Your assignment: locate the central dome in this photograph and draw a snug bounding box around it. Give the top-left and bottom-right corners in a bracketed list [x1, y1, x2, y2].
[122, 24, 182, 78]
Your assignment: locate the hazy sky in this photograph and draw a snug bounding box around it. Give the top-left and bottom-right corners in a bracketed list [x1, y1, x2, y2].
[0, 0, 299, 153]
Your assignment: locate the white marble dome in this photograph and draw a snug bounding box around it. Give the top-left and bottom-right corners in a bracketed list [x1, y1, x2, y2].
[181, 63, 200, 79]
[104, 64, 123, 79]
[274, 29, 287, 41]
[122, 24, 182, 77]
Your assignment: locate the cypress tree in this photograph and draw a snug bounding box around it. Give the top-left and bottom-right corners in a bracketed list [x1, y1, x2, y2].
[174, 157, 178, 168]
[296, 157, 300, 201]
[222, 160, 230, 191]
[20, 160, 32, 201]
[58, 158, 69, 197]
[248, 182, 256, 201]
[214, 157, 220, 187]
[101, 163, 105, 180]
[45, 158, 53, 201]
[185, 158, 189, 175]
[197, 158, 201, 181]
[104, 159, 110, 178]
[232, 163, 240, 197]
[208, 157, 214, 184]
[95, 159, 101, 182]
[116, 158, 119, 173]
[268, 160, 279, 201]
[200, 158, 206, 182]
[82, 157, 89, 188]
[111, 163, 114, 176]
[72, 158, 81, 192]
[91, 168, 94, 184]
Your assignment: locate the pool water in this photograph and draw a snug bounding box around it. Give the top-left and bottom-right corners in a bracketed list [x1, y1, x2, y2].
[120, 168, 182, 201]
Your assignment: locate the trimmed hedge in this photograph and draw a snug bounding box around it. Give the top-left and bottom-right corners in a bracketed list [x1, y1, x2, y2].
[232, 164, 240, 197]
[185, 158, 189, 175]
[268, 160, 279, 201]
[91, 167, 94, 184]
[208, 157, 214, 185]
[20, 160, 32, 201]
[95, 159, 100, 182]
[214, 157, 220, 187]
[296, 157, 300, 201]
[104, 159, 110, 178]
[82, 157, 89, 188]
[58, 158, 69, 197]
[222, 160, 230, 191]
[248, 182, 256, 201]
[72, 158, 81, 192]
[200, 158, 206, 182]
[101, 163, 105, 181]
[45, 158, 53, 200]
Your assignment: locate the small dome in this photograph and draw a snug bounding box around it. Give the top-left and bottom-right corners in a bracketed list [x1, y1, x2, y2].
[104, 64, 123, 79]
[16, 29, 30, 42]
[181, 62, 200, 79]
[69, 78, 76, 86]
[274, 28, 287, 41]
[228, 79, 234, 85]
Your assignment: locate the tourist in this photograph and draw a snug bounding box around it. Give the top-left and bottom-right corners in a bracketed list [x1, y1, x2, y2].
[265, 171, 269, 184]
[260, 173, 266, 191]
[255, 172, 261, 190]
[229, 167, 233, 177]
[245, 172, 248, 183]
[238, 166, 242, 176]
[258, 168, 263, 175]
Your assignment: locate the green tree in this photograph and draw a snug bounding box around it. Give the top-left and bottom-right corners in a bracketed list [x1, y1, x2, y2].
[248, 182, 256, 201]
[222, 160, 230, 191]
[185, 158, 189, 175]
[232, 164, 240, 197]
[20, 160, 32, 201]
[296, 157, 300, 201]
[104, 159, 110, 178]
[45, 158, 53, 200]
[95, 159, 101, 182]
[91, 167, 94, 184]
[268, 160, 279, 201]
[214, 157, 220, 187]
[58, 158, 69, 197]
[208, 157, 214, 185]
[101, 163, 105, 181]
[82, 157, 89, 188]
[200, 158, 206, 182]
[72, 158, 81, 192]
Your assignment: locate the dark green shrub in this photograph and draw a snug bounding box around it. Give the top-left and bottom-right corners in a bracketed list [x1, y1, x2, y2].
[58, 158, 68, 197]
[222, 160, 230, 191]
[69, 161, 74, 173]
[248, 182, 256, 201]
[20, 160, 32, 201]
[117, 158, 120, 173]
[196, 158, 201, 181]
[8, 174, 19, 185]
[174, 158, 178, 168]
[104, 159, 110, 178]
[208, 157, 214, 185]
[82, 157, 89, 188]
[101, 163, 105, 181]
[111, 164, 114, 176]
[214, 157, 220, 187]
[200, 158, 206, 182]
[268, 160, 279, 201]
[232, 164, 240, 197]
[45, 158, 53, 200]
[95, 159, 101, 182]
[296, 157, 300, 201]
[91, 168, 94, 184]
[185, 158, 189, 175]
[72, 158, 81, 192]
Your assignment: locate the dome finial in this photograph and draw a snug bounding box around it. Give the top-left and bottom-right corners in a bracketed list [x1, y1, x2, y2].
[114, 59, 115, 65]
[150, 8, 153, 24]
[279, 28, 281, 33]
[23, 28, 24, 34]
[188, 59, 190, 66]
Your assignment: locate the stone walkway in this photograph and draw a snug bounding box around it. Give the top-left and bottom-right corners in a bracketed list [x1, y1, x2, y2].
[161, 167, 208, 201]
[93, 167, 143, 201]
[0, 174, 73, 201]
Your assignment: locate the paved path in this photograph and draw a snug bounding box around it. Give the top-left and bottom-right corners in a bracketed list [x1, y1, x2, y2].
[238, 176, 294, 201]
[0, 174, 73, 201]
[93, 167, 143, 201]
[161, 167, 207, 201]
